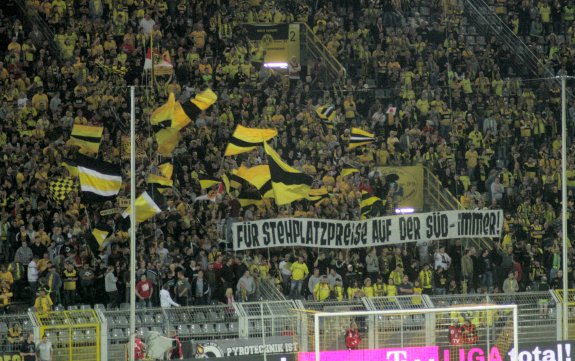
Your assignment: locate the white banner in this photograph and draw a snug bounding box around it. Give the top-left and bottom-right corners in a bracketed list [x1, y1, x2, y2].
[232, 210, 503, 251]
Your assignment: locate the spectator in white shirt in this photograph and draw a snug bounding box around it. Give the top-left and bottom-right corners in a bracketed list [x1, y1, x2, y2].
[160, 284, 180, 308]
[27, 255, 39, 304]
[434, 246, 452, 271]
[105, 266, 118, 309]
[37, 335, 53, 361]
[139, 13, 156, 35]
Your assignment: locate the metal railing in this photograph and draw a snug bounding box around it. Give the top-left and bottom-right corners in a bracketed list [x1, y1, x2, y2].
[423, 166, 492, 250]
[0, 291, 568, 359]
[298, 22, 346, 85]
[463, 0, 546, 78]
[258, 277, 287, 301]
[13, 0, 61, 59]
[551, 289, 575, 340]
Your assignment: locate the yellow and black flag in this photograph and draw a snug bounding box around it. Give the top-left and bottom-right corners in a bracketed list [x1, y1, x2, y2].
[198, 174, 220, 189]
[151, 89, 218, 131]
[158, 162, 173, 179]
[67, 124, 104, 155]
[155, 127, 181, 157]
[315, 104, 336, 128]
[61, 159, 79, 177]
[87, 223, 113, 255]
[146, 173, 173, 194]
[237, 188, 263, 207]
[360, 191, 384, 219]
[349, 128, 375, 149]
[341, 163, 360, 177]
[151, 89, 217, 155]
[76, 154, 122, 203]
[307, 187, 329, 204]
[49, 177, 77, 204]
[222, 172, 245, 193]
[258, 180, 275, 199]
[224, 125, 278, 156]
[264, 142, 312, 205]
[123, 186, 166, 224]
[234, 165, 271, 190]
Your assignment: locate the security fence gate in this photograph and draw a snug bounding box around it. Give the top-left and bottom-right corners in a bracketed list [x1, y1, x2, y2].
[33, 310, 101, 361]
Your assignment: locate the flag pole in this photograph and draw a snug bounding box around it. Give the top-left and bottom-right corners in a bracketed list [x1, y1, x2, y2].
[560, 75, 569, 340]
[129, 85, 137, 361]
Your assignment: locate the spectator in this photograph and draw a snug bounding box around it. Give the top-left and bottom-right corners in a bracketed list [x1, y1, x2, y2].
[289, 257, 308, 299]
[8, 323, 24, 352]
[174, 271, 191, 306]
[461, 248, 476, 293]
[37, 334, 53, 361]
[160, 284, 179, 309]
[236, 270, 255, 302]
[105, 266, 119, 309]
[20, 333, 36, 361]
[33, 289, 53, 314]
[78, 263, 95, 304]
[46, 265, 62, 306]
[313, 276, 331, 301]
[27, 255, 39, 305]
[503, 271, 519, 293]
[307, 268, 321, 300]
[434, 247, 451, 271]
[135, 274, 153, 308]
[62, 262, 77, 307]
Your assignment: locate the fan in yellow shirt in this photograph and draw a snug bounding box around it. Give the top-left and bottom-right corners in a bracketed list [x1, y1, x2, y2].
[313, 276, 332, 301]
[34, 289, 53, 314]
[362, 278, 375, 298]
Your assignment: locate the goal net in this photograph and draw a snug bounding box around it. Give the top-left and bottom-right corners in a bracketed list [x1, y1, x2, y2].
[295, 304, 518, 361]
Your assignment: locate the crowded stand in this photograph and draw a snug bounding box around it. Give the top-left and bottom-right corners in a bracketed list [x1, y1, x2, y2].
[0, 0, 573, 319]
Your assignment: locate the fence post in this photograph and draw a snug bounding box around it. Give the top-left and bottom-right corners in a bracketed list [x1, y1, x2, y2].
[261, 303, 267, 361]
[97, 308, 108, 361]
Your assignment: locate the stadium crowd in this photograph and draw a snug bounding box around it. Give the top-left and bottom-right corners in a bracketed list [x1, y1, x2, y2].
[0, 0, 574, 317]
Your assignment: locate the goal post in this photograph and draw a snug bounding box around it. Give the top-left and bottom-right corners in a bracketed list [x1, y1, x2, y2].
[299, 304, 518, 361]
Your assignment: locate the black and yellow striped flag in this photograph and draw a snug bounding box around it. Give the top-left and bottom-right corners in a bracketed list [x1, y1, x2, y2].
[222, 173, 245, 193]
[77, 154, 122, 203]
[341, 163, 360, 177]
[233, 165, 271, 190]
[237, 189, 263, 207]
[146, 173, 173, 194]
[61, 159, 79, 177]
[67, 124, 104, 155]
[199, 174, 220, 189]
[87, 223, 113, 255]
[307, 187, 329, 203]
[258, 179, 275, 199]
[264, 142, 312, 205]
[49, 177, 77, 204]
[123, 186, 166, 223]
[151, 89, 218, 131]
[360, 191, 384, 219]
[349, 128, 375, 149]
[224, 125, 278, 156]
[315, 104, 336, 128]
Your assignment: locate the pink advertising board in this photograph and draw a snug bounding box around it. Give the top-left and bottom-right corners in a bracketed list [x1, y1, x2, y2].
[298, 346, 440, 361]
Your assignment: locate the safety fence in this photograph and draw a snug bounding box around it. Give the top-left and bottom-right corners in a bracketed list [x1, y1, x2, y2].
[0, 291, 570, 360]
